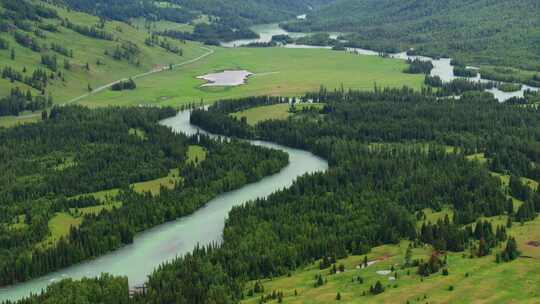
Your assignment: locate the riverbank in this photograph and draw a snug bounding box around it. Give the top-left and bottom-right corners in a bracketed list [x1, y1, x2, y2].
[0, 110, 328, 302]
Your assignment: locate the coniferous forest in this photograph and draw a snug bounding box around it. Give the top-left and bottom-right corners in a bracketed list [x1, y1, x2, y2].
[0, 106, 288, 287]
[6, 88, 540, 303]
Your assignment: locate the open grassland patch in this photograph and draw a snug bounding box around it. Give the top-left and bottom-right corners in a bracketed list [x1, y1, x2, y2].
[186, 145, 207, 165]
[80, 47, 424, 107]
[38, 213, 82, 248]
[0, 113, 41, 128]
[231, 103, 324, 126]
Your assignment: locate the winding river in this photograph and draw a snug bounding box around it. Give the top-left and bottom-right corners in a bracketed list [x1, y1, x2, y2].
[3, 21, 537, 302]
[0, 111, 328, 301]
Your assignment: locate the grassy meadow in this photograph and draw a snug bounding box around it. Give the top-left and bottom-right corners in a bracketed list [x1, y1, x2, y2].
[0, 113, 41, 128]
[231, 103, 324, 126]
[241, 214, 540, 304]
[78, 46, 424, 108]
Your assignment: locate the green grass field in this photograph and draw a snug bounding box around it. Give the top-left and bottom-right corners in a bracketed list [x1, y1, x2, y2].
[78, 47, 424, 108]
[186, 145, 207, 165]
[0, 113, 41, 128]
[241, 216, 540, 304]
[39, 213, 83, 248]
[231, 103, 324, 126]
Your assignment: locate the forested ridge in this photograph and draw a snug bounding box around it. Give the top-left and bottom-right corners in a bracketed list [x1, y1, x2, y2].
[284, 0, 540, 71]
[0, 106, 288, 287]
[10, 89, 540, 303]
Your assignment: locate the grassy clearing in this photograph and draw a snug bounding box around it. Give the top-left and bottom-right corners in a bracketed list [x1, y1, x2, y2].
[0, 113, 41, 128]
[39, 213, 83, 248]
[490, 172, 539, 191]
[187, 145, 207, 165]
[242, 216, 540, 304]
[70, 202, 123, 216]
[129, 128, 148, 140]
[132, 168, 181, 196]
[79, 46, 424, 108]
[231, 103, 324, 126]
[465, 153, 487, 164]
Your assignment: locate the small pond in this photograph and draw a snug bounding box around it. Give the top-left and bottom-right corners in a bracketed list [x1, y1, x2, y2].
[197, 70, 253, 87]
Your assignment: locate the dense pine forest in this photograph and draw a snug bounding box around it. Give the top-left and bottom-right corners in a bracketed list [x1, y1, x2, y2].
[284, 0, 540, 71]
[0, 105, 288, 287]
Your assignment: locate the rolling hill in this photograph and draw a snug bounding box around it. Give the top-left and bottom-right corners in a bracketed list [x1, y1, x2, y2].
[0, 0, 207, 118]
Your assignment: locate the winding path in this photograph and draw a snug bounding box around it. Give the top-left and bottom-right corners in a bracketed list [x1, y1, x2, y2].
[65, 46, 215, 104]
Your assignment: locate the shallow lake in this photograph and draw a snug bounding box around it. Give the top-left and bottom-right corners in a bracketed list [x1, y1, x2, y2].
[0, 111, 328, 302]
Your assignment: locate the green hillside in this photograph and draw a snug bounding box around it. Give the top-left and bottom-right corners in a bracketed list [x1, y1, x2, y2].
[285, 0, 540, 71]
[0, 0, 207, 114]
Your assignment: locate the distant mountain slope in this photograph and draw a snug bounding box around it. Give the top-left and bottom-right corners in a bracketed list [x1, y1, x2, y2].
[58, 0, 331, 31]
[284, 0, 540, 70]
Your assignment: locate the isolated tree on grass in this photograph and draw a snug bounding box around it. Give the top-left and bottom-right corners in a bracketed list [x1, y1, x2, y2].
[500, 237, 520, 262]
[370, 281, 385, 295]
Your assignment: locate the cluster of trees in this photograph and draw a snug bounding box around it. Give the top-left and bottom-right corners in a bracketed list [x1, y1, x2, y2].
[159, 23, 259, 44]
[145, 34, 183, 55]
[419, 217, 508, 255]
[453, 66, 479, 78]
[480, 67, 540, 88]
[424, 76, 496, 96]
[1, 66, 51, 91]
[497, 237, 520, 263]
[50, 43, 73, 58]
[0, 106, 288, 286]
[111, 78, 136, 91]
[40, 54, 58, 71]
[62, 19, 114, 40]
[0, 87, 52, 117]
[271, 34, 293, 44]
[109, 42, 140, 63]
[404, 59, 433, 74]
[13, 31, 42, 52]
[295, 33, 336, 47]
[2, 274, 130, 304]
[0, 0, 58, 22]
